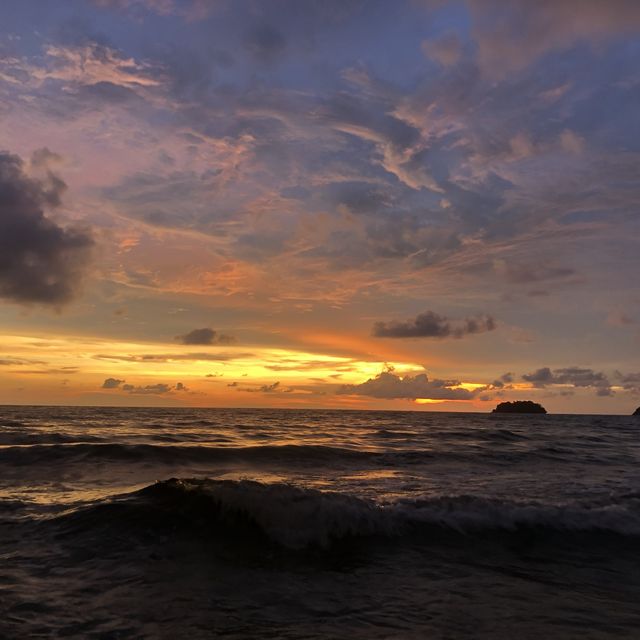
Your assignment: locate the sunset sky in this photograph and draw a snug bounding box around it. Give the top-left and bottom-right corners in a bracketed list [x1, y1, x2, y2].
[0, 0, 639, 412]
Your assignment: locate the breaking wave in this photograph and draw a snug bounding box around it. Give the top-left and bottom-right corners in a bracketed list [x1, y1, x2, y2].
[48, 478, 640, 549]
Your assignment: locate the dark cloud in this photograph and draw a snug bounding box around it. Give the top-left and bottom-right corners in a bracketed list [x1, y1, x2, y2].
[324, 181, 389, 215]
[122, 383, 172, 394]
[487, 372, 515, 389]
[243, 381, 282, 393]
[373, 311, 496, 339]
[337, 370, 474, 400]
[119, 381, 187, 394]
[93, 351, 250, 363]
[124, 269, 157, 288]
[522, 366, 613, 396]
[522, 367, 554, 386]
[319, 91, 421, 153]
[0, 152, 93, 306]
[30, 147, 63, 169]
[76, 81, 141, 104]
[101, 377, 124, 388]
[495, 261, 577, 284]
[176, 328, 236, 345]
[614, 371, 640, 394]
[245, 24, 287, 63]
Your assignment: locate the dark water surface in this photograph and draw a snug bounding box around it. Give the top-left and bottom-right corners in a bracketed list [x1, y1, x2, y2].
[1, 406, 639, 638]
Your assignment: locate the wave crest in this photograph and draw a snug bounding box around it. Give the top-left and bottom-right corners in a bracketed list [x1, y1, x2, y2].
[52, 479, 640, 550]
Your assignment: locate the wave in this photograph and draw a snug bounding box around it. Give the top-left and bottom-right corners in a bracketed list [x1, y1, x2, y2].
[0, 432, 108, 446]
[0, 440, 621, 471]
[429, 428, 530, 442]
[0, 419, 27, 428]
[48, 478, 640, 550]
[374, 429, 417, 439]
[0, 442, 377, 467]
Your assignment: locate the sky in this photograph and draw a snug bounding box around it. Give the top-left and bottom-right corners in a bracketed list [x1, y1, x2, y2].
[0, 0, 639, 413]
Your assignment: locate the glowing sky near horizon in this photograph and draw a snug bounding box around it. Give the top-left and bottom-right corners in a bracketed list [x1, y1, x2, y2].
[0, 0, 639, 412]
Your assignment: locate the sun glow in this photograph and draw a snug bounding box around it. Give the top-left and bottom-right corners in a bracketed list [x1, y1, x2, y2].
[0, 332, 449, 407]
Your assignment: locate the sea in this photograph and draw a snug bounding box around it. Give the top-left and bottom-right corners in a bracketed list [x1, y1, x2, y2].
[1, 406, 639, 639]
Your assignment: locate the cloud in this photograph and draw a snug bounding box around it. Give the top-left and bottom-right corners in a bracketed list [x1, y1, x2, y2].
[84, 11, 637, 305]
[7, 367, 78, 375]
[122, 383, 172, 394]
[102, 377, 124, 388]
[0, 152, 93, 305]
[494, 260, 577, 284]
[421, 31, 463, 67]
[120, 382, 186, 394]
[337, 370, 474, 400]
[30, 148, 63, 169]
[487, 372, 514, 389]
[0, 358, 47, 366]
[373, 311, 496, 339]
[614, 371, 640, 394]
[94, 0, 173, 12]
[243, 381, 284, 393]
[93, 352, 250, 363]
[39, 43, 161, 89]
[2, 0, 637, 352]
[522, 366, 613, 396]
[176, 327, 236, 345]
[468, 0, 640, 77]
[607, 311, 635, 327]
[244, 24, 286, 63]
[94, 0, 212, 19]
[102, 378, 187, 394]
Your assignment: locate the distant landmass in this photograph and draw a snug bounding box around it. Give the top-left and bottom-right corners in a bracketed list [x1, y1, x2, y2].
[634, 407, 640, 416]
[492, 401, 547, 414]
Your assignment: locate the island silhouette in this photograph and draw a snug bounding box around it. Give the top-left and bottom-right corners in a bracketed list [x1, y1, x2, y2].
[492, 400, 547, 414]
[634, 407, 640, 416]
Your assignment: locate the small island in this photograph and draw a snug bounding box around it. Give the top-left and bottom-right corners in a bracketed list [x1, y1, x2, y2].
[492, 400, 547, 414]
[633, 407, 640, 416]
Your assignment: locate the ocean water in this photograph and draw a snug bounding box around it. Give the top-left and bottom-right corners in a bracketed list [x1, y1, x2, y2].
[1, 406, 639, 639]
